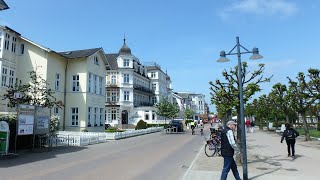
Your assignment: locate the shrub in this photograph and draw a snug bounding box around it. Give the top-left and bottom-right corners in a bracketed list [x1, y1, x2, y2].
[135, 120, 148, 130]
[82, 129, 88, 132]
[105, 127, 125, 133]
[50, 115, 60, 135]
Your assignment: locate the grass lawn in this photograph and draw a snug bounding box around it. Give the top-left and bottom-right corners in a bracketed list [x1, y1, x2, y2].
[296, 129, 320, 138]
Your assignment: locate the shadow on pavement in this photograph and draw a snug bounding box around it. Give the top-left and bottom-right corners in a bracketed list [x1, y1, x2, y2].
[0, 146, 87, 167]
[249, 167, 281, 180]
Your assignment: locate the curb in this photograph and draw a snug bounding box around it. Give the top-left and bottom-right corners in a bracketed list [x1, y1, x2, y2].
[181, 144, 204, 180]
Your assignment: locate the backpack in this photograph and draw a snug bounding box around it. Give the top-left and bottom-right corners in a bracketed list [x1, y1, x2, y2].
[286, 130, 296, 140]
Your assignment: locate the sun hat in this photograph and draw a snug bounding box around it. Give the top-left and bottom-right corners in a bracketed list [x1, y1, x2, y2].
[227, 120, 237, 126]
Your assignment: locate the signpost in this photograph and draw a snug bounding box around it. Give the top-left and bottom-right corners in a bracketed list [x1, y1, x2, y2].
[0, 121, 10, 155]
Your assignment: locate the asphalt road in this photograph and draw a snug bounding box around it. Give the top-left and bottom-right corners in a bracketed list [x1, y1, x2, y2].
[0, 125, 209, 180]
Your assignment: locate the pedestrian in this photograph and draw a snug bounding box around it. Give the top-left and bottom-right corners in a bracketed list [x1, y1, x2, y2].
[250, 120, 255, 133]
[220, 120, 241, 180]
[245, 119, 251, 133]
[281, 123, 299, 158]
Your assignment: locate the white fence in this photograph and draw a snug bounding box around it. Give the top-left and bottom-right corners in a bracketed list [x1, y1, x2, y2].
[49, 127, 163, 147]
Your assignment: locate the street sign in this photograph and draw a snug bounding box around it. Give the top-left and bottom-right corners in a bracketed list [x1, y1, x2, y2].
[18, 105, 35, 135]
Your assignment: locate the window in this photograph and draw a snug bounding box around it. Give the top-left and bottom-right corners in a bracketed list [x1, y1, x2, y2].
[20, 44, 25, 54]
[72, 75, 79, 91]
[111, 92, 117, 102]
[94, 107, 97, 126]
[111, 109, 116, 120]
[152, 111, 156, 120]
[88, 107, 92, 126]
[94, 74, 97, 93]
[94, 56, 99, 66]
[123, 74, 129, 84]
[55, 73, 60, 91]
[71, 107, 79, 126]
[123, 59, 129, 67]
[11, 37, 16, 53]
[151, 97, 157, 104]
[8, 70, 14, 87]
[99, 77, 103, 95]
[54, 107, 59, 115]
[100, 108, 103, 125]
[88, 73, 92, 92]
[152, 83, 156, 90]
[4, 33, 9, 50]
[124, 91, 129, 101]
[1, 68, 7, 86]
[145, 111, 149, 120]
[151, 72, 156, 78]
[111, 75, 116, 85]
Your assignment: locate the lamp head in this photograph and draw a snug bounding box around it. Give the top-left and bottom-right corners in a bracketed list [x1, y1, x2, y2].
[249, 47, 263, 60]
[217, 50, 230, 62]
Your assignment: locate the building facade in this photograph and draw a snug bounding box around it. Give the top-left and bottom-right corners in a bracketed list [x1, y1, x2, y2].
[0, 26, 108, 132]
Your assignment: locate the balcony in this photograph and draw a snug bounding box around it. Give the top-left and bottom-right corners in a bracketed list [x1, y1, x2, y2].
[133, 84, 155, 95]
[106, 83, 119, 88]
[134, 102, 155, 107]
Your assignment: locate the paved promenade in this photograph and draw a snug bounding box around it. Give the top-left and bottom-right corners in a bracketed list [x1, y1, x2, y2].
[183, 128, 320, 180]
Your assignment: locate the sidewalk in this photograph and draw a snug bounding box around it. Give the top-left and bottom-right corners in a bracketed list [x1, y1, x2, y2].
[182, 128, 320, 180]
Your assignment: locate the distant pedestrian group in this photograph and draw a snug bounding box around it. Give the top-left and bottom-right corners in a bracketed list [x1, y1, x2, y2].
[245, 119, 255, 133]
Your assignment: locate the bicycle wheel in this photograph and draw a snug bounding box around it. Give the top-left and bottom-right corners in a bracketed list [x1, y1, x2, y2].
[216, 144, 221, 156]
[205, 144, 216, 157]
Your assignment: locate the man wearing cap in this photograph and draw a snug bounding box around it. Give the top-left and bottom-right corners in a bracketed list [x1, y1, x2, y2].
[220, 120, 241, 180]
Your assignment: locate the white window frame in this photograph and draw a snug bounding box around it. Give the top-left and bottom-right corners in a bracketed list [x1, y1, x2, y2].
[88, 107, 92, 126]
[8, 69, 14, 87]
[54, 107, 59, 115]
[151, 72, 156, 78]
[111, 75, 116, 85]
[1, 68, 7, 86]
[123, 74, 129, 84]
[123, 59, 129, 67]
[124, 91, 130, 101]
[94, 74, 97, 93]
[55, 73, 60, 91]
[94, 56, 99, 66]
[94, 107, 98, 126]
[99, 76, 103, 95]
[100, 108, 103, 126]
[111, 109, 116, 120]
[72, 75, 80, 92]
[71, 107, 79, 126]
[88, 73, 92, 93]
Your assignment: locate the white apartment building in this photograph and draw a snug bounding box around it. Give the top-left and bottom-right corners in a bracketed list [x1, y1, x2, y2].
[176, 92, 206, 120]
[105, 39, 158, 128]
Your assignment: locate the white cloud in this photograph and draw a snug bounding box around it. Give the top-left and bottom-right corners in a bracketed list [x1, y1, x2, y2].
[219, 0, 298, 18]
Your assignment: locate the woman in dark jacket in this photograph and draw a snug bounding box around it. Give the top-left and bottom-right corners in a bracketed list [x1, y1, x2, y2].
[281, 123, 299, 157]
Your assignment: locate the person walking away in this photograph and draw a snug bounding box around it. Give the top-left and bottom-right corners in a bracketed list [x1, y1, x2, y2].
[245, 119, 251, 133]
[281, 124, 299, 158]
[220, 121, 241, 180]
[190, 121, 195, 135]
[250, 120, 255, 133]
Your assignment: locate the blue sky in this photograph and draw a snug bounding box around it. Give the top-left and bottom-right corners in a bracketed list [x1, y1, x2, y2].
[1, 0, 320, 112]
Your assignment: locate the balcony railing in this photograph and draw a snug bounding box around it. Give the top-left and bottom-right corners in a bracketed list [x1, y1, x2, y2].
[133, 84, 155, 94]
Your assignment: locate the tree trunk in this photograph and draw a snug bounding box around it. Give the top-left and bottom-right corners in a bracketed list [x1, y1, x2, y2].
[286, 115, 289, 124]
[301, 112, 311, 141]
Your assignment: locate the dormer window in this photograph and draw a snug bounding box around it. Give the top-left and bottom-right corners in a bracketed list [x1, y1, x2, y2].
[94, 56, 99, 66]
[151, 72, 156, 78]
[123, 59, 130, 67]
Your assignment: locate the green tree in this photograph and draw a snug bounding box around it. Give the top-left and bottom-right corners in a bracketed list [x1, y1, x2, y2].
[3, 70, 63, 108]
[307, 68, 320, 131]
[155, 97, 179, 124]
[287, 71, 318, 141]
[210, 62, 272, 143]
[183, 107, 194, 120]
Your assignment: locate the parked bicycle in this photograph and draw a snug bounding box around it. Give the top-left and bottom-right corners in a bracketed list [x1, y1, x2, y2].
[204, 128, 222, 157]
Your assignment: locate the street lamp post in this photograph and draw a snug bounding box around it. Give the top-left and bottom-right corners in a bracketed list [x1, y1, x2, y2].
[217, 37, 263, 180]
